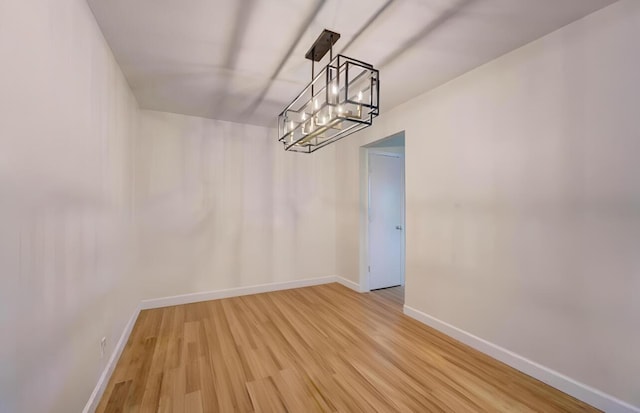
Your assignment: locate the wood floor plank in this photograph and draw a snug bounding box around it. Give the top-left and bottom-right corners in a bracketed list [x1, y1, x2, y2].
[246, 377, 287, 413]
[98, 283, 599, 412]
[185, 390, 204, 413]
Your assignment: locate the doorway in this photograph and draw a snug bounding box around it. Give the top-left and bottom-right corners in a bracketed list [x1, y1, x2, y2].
[360, 132, 405, 300]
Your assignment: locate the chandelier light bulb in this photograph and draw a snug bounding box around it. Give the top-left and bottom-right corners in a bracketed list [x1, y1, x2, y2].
[331, 83, 338, 95]
[357, 91, 363, 102]
[314, 98, 319, 110]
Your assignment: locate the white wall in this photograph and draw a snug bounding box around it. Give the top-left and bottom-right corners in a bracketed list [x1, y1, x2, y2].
[336, 0, 640, 407]
[0, 0, 139, 412]
[0, 2, 337, 409]
[135, 111, 336, 299]
[2, 0, 637, 410]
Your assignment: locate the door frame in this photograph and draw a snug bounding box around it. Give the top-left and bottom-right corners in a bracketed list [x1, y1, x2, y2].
[359, 133, 406, 292]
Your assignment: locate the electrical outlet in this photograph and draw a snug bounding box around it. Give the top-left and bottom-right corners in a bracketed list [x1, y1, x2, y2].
[100, 337, 107, 358]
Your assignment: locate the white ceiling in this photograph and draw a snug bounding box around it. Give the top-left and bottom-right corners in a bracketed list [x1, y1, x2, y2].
[87, 0, 616, 127]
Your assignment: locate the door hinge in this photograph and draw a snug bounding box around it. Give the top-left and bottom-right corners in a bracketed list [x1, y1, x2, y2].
[368, 265, 371, 272]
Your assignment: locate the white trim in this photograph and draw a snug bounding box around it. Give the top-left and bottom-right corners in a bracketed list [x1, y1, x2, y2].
[360, 134, 406, 293]
[83, 305, 140, 413]
[140, 276, 337, 310]
[336, 276, 363, 292]
[359, 146, 371, 293]
[403, 305, 640, 413]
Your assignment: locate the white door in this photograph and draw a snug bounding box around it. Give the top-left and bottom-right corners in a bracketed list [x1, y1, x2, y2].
[368, 152, 404, 290]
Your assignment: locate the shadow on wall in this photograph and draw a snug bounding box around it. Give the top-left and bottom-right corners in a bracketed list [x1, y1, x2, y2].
[133, 111, 338, 300]
[0, 183, 139, 412]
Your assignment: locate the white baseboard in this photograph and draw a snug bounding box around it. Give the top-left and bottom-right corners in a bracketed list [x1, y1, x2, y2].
[85, 284, 638, 413]
[83, 305, 140, 413]
[140, 276, 337, 310]
[403, 305, 639, 413]
[335, 275, 362, 292]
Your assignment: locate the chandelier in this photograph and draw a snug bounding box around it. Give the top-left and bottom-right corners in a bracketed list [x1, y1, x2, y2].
[278, 29, 379, 153]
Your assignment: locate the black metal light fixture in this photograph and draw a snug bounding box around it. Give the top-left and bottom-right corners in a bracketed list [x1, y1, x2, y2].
[278, 29, 380, 153]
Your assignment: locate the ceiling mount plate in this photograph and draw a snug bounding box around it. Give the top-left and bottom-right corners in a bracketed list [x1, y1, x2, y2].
[305, 29, 341, 61]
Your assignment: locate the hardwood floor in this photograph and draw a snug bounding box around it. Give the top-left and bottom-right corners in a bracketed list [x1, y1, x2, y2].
[371, 285, 404, 306]
[97, 283, 598, 412]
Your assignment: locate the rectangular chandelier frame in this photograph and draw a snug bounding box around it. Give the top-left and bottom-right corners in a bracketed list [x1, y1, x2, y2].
[278, 53, 380, 153]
